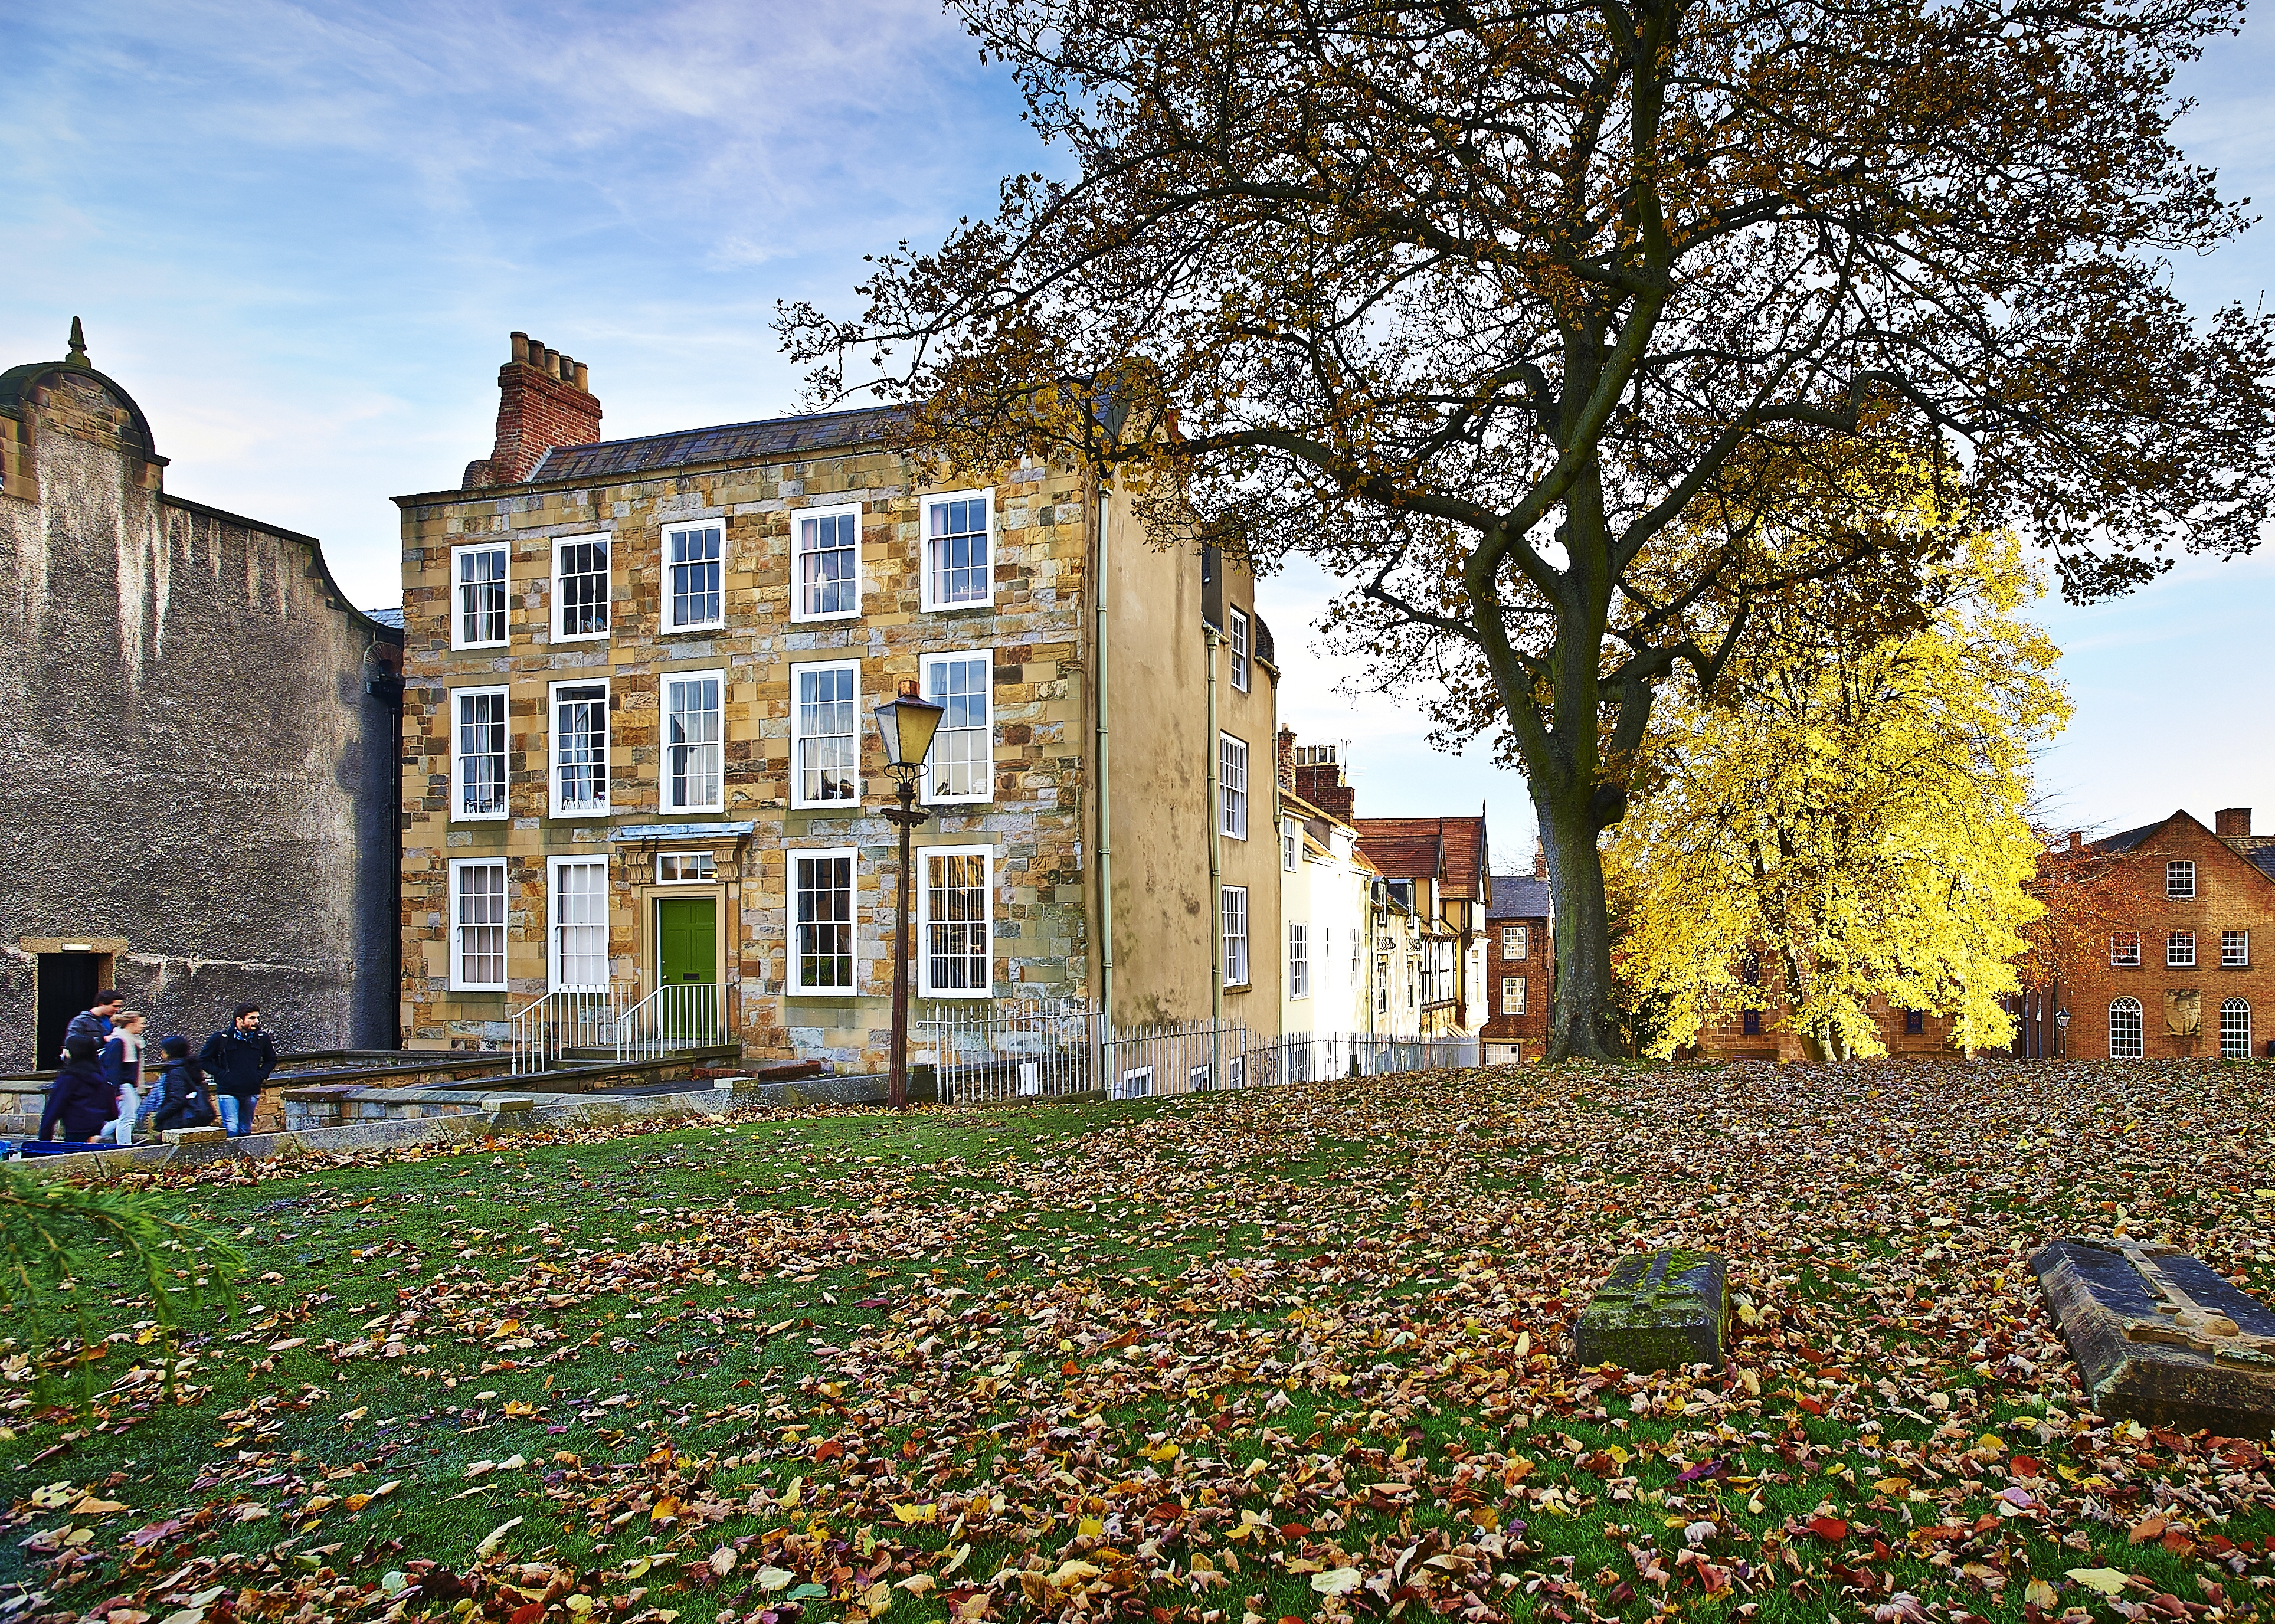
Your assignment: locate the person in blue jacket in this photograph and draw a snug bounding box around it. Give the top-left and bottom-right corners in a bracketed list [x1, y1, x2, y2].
[197, 1003, 277, 1137]
[39, 1036, 114, 1144]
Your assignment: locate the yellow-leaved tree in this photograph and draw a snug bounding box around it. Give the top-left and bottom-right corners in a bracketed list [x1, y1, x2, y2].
[1607, 525, 2068, 1060]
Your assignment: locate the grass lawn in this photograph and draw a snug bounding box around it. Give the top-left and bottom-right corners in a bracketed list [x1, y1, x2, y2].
[3, 1060, 2273, 1624]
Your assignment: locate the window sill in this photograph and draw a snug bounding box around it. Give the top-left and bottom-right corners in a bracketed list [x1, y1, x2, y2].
[785, 988, 860, 1000]
[450, 812, 512, 824]
[447, 986, 509, 996]
[920, 988, 994, 1001]
[660, 623, 726, 638]
[788, 611, 862, 626]
[450, 641, 510, 653]
[550, 809, 613, 820]
[550, 631, 611, 644]
[919, 598, 995, 615]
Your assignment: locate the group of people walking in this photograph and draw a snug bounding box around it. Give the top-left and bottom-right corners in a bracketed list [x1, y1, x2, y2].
[38, 990, 279, 1147]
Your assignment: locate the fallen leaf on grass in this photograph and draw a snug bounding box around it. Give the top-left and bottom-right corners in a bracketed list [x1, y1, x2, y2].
[2067, 1568, 2130, 1597]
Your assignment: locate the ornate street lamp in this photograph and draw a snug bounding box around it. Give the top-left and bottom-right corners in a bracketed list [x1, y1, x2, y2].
[2055, 1006, 2070, 1060]
[873, 679, 945, 1110]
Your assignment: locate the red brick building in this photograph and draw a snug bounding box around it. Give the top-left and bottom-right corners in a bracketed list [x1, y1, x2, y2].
[2023, 807, 2275, 1061]
[1479, 853, 1553, 1063]
[1351, 814, 1491, 1034]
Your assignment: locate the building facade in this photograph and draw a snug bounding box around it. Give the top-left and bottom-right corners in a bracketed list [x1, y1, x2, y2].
[1353, 813, 1491, 1038]
[1480, 862, 1553, 1063]
[1275, 736, 1377, 1049]
[0, 323, 404, 1070]
[2035, 808, 2274, 1062]
[395, 335, 1281, 1069]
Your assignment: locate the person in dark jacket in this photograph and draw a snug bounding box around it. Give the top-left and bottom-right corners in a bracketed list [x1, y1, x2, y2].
[147, 1036, 217, 1132]
[198, 1004, 276, 1137]
[39, 1036, 114, 1143]
[63, 990, 122, 1063]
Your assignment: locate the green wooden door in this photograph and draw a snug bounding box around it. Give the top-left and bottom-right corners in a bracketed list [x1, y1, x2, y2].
[656, 899, 716, 985]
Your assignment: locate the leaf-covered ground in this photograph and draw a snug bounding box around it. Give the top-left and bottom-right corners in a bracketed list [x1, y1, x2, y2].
[4, 1060, 2273, 1624]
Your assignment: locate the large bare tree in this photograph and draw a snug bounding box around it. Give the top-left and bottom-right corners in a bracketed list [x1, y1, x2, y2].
[783, 0, 2275, 1058]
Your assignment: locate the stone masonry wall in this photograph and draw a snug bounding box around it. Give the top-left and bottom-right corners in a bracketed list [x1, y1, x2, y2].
[395, 443, 1091, 1068]
[0, 363, 403, 1070]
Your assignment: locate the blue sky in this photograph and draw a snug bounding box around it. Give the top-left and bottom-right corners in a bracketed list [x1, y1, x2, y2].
[5, 1, 2270, 863]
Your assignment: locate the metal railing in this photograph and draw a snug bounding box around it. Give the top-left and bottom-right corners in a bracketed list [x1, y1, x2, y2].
[917, 1004, 1484, 1105]
[508, 981, 728, 1075]
[919, 999, 1095, 1105]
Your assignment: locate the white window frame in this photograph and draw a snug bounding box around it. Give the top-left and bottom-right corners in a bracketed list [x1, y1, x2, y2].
[447, 857, 509, 992]
[790, 659, 862, 810]
[1502, 924, 1527, 959]
[919, 650, 994, 805]
[657, 852, 715, 885]
[2167, 930, 2196, 968]
[661, 520, 726, 633]
[450, 541, 509, 650]
[2110, 932, 2141, 967]
[2167, 859, 2195, 899]
[548, 678, 610, 817]
[918, 844, 994, 998]
[2222, 929, 2250, 967]
[787, 847, 859, 996]
[790, 502, 863, 624]
[550, 532, 612, 643]
[1288, 921, 1308, 999]
[1505, 975, 1527, 1015]
[450, 685, 510, 822]
[546, 855, 611, 993]
[1220, 885, 1249, 988]
[2109, 996, 2144, 1059]
[661, 669, 726, 814]
[1229, 608, 1250, 693]
[1281, 818, 1299, 871]
[919, 489, 994, 613]
[2220, 997, 2252, 1060]
[1219, 733, 1248, 840]
[1348, 929, 1359, 988]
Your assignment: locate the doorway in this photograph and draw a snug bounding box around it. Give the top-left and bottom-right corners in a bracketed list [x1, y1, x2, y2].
[654, 898, 718, 1040]
[35, 953, 103, 1072]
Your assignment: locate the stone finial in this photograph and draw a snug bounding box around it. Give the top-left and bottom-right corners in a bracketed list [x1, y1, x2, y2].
[64, 316, 90, 368]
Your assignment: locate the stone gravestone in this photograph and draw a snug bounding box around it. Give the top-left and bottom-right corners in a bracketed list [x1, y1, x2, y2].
[2031, 1237, 2275, 1435]
[1576, 1250, 1728, 1372]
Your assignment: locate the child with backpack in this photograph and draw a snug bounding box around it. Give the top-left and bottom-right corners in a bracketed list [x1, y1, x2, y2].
[146, 1036, 218, 1133]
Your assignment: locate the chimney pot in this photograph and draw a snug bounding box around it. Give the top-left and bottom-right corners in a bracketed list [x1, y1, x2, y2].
[2216, 807, 2253, 837]
[572, 360, 590, 392]
[2068, 830, 2083, 853]
[463, 328, 604, 489]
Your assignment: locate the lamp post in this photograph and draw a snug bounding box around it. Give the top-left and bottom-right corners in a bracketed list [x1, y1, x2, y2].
[873, 680, 945, 1111]
[2055, 1006, 2070, 1060]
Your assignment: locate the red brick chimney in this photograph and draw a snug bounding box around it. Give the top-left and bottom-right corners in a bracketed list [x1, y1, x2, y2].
[462, 331, 602, 489]
[1533, 839, 1548, 879]
[2216, 807, 2253, 837]
[1276, 726, 1297, 790]
[2068, 830, 2083, 853]
[1289, 741, 1354, 821]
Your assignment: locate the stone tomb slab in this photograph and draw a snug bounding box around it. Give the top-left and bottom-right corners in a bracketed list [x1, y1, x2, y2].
[1576, 1250, 1727, 1372]
[2031, 1237, 2275, 1436]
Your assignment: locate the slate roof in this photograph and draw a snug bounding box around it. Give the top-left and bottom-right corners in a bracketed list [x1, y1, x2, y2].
[2092, 818, 2169, 854]
[1353, 814, 1489, 899]
[529, 404, 904, 482]
[2250, 847, 2275, 882]
[361, 606, 405, 630]
[1488, 875, 1553, 919]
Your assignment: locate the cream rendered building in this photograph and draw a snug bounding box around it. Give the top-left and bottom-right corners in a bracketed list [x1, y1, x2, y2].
[394, 335, 1282, 1068]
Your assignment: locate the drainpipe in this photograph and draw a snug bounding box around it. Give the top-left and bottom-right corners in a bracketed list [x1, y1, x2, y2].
[1094, 489, 1116, 1093]
[1095, 491, 1115, 1029]
[1205, 621, 1223, 1082]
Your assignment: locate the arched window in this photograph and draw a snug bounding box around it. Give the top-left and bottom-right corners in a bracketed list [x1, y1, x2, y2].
[2221, 998, 2252, 1061]
[2109, 997, 2143, 1059]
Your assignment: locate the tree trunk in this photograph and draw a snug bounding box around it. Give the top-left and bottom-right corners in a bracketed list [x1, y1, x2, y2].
[1538, 782, 1622, 1060]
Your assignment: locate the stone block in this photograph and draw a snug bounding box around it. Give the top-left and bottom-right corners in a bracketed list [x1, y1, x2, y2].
[162, 1126, 227, 1146]
[1576, 1250, 1727, 1373]
[2031, 1237, 2275, 1435]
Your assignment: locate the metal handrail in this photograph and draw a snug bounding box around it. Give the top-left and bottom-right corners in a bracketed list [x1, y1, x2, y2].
[508, 981, 727, 1075]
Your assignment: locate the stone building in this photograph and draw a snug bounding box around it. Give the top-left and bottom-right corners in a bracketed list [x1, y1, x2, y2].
[2027, 808, 2274, 1062]
[1480, 856, 1553, 1063]
[0, 322, 404, 1070]
[394, 334, 1282, 1068]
